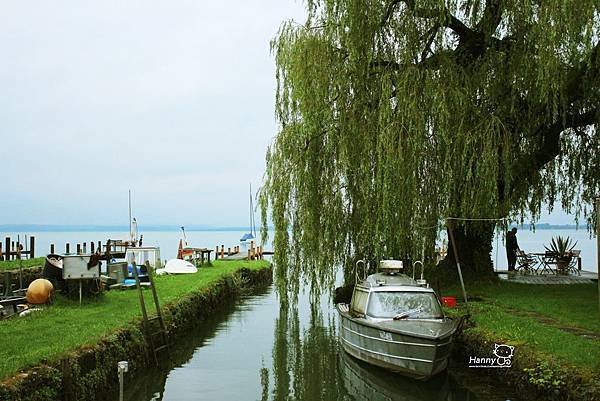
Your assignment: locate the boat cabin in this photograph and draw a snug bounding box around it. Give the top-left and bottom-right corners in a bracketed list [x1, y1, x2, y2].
[351, 272, 444, 321]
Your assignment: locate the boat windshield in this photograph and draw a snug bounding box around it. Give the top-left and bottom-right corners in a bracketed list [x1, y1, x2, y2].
[366, 291, 443, 319]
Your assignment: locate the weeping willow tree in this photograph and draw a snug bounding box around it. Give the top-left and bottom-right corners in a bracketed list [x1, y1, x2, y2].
[261, 0, 600, 297]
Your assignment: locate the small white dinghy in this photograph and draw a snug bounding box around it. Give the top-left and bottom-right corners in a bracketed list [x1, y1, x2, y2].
[162, 259, 198, 274]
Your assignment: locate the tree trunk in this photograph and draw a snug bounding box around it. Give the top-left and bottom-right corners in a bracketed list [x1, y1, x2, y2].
[431, 221, 498, 287]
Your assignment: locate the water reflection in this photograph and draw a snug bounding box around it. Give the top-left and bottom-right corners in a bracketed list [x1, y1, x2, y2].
[262, 298, 519, 401]
[122, 284, 518, 401]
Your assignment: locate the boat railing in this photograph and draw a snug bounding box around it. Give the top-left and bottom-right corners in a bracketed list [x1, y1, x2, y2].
[355, 259, 369, 284]
[412, 260, 428, 286]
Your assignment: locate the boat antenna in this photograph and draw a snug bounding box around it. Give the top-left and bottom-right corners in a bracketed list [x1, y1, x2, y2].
[128, 190, 132, 239]
[249, 183, 256, 237]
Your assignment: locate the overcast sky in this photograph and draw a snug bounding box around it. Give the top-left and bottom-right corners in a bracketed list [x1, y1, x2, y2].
[0, 1, 577, 227]
[0, 1, 307, 226]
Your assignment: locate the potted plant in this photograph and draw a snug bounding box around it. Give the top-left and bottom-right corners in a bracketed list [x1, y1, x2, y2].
[544, 236, 577, 275]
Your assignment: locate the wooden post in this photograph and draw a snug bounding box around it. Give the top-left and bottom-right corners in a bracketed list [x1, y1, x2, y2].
[220, 245, 224, 259]
[30, 236, 35, 259]
[228, 247, 231, 256]
[76, 244, 81, 255]
[50, 244, 55, 254]
[0, 242, 2, 260]
[215, 246, 219, 260]
[66, 243, 70, 254]
[98, 241, 102, 252]
[91, 241, 95, 254]
[5, 237, 10, 261]
[247, 249, 251, 260]
[83, 242, 87, 254]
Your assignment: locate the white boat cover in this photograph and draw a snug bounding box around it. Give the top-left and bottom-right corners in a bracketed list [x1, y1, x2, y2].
[164, 259, 198, 274]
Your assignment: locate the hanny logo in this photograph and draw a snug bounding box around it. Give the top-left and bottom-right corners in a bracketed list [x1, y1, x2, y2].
[468, 343, 515, 368]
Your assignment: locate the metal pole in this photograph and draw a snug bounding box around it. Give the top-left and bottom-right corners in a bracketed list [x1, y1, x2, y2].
[128, 190, 132, 242]
[596, 198, 599, 316]
[446, 219, 469, 309]
[117, 361, 128, 401]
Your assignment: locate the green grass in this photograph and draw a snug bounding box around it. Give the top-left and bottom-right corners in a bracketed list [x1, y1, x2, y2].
[443, 281, 600, 371]
[0, 257, 46, 271]
[0, 260, 269, 379]
[468, 302, 600, 371]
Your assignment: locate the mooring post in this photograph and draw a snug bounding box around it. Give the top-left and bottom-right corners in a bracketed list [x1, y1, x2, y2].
[220, 245, 224, 259]
[76, 244, 81, 255]
[66, 243, 70, 254]
[90, 241, 95, 254]
[228, 247, 231, 256]
[247, 249, 251, 260]
[83, 242, 87, 254]
[117, 361, 128, 401]
[29, 236, 35, 259]
[50, 244, 55, 254]
[0, 242, 3, 261]
[5, 237, 11, 260]
[215, 246, 219, 259]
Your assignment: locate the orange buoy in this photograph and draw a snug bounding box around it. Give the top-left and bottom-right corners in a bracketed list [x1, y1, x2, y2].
[26, 279, 54, 304]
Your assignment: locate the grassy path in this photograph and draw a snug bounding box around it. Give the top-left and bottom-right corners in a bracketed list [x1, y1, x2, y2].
[0, 260, 269, 380]
[445, 281, 600, 373]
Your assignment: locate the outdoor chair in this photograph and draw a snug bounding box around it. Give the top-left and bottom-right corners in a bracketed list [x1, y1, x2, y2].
[566, 250, 581, 276]
[539, 252, 558, 275]
[515, 250, 537, 274]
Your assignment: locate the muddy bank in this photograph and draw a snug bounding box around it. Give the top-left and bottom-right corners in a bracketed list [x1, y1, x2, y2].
[0, 266, 272, 401]
[453, 326, 600, 401]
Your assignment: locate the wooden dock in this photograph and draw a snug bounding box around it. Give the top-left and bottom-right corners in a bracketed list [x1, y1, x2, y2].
[1, 236, 35, 261]
[496, 269, 597, 284]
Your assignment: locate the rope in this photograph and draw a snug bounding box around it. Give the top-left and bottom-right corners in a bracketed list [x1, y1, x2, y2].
[445, 217, 505, 221]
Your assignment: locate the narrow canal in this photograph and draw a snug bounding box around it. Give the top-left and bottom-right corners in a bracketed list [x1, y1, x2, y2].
[120, 284, 520, 401]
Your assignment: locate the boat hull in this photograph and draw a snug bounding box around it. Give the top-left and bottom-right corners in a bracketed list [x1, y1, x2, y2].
[337, 306, 455, 380]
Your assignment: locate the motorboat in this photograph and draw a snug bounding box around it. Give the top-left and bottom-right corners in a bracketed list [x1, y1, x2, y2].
[336, 260, 457, 380]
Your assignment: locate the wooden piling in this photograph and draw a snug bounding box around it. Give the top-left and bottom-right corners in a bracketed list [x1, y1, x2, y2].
[83, 243, 87, 254]
[228, 247, 231, 256]
[220, 245, 224, 259]
[29, 236, 35, 258]
[5, 238, 10, 261]
[77, 244, 81, 255]
[0, 242, 2, 260]
[91, 241, 95, 254]
[215, 246, 219, 260]
[66, 243, 70, 254]
[50, 244, 55, 254]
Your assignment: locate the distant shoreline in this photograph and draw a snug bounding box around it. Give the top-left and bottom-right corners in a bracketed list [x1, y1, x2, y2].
[0, 224, 271, 232]
[0, 223, 587, 232]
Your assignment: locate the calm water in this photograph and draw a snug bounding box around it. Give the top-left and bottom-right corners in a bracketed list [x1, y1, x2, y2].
[3, 228, 597, 272]
[113, 285, 520, 401]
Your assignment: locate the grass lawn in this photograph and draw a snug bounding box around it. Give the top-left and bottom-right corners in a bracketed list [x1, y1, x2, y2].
[0, 259, 269, 380]
[444, 281, 600, 372]
[0, 257, 45, 271]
